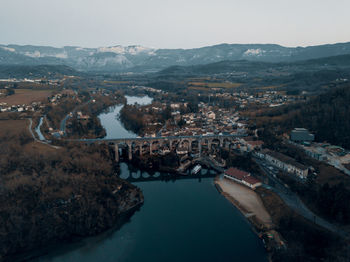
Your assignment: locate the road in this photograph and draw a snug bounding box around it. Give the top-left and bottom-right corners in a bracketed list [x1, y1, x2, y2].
[254, 157, 349, 239]
[28, 118, 38, 141]
[27, 118, 60, 149]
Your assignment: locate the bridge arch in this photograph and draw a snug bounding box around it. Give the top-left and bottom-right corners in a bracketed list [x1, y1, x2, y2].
[179, 139, 191, 151]
[141, 171, 150, 179]
[191, 140, 199, 154]
[141, 141, 150, 156]
[150, 140, 160, 155]
[210, 138, 221, 152]
[131, 171, 141, 179]
[170, 139, 180, 151]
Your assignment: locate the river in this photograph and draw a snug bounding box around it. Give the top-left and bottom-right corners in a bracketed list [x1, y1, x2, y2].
[98, 95, 153, 139]
[34, 95, 267, 262]
[35, 117, 45, 141]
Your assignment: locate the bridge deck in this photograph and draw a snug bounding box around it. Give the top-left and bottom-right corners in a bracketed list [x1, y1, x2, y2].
[67, 134, 242, 143]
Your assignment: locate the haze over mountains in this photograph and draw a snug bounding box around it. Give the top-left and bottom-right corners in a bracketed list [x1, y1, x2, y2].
[1, 42, 350, 73]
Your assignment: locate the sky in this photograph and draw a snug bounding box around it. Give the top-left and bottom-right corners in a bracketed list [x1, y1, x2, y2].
[1, 0, 350, 49]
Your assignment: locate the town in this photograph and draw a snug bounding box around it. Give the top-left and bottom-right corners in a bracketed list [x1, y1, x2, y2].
[1, 77, 349, 186]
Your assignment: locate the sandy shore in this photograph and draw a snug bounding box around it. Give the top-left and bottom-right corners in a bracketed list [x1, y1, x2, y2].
[215, 177, 272, 228]
[215, 176, 287, 260]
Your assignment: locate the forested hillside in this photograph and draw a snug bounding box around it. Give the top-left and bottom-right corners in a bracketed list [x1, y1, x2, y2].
[0, 120, 143, 260]
[257, 84, 350, 149]
[0, 65, 80, 79]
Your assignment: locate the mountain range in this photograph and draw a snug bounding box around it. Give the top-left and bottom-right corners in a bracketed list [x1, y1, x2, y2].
[1, 42, 350, 73]
[158, 54, 350, 75]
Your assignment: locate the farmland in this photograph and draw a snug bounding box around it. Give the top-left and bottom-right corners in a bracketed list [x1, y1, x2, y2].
[0, 119, 30, 138]
[0, 89, 53, 105]
[188, 81, 242, 91]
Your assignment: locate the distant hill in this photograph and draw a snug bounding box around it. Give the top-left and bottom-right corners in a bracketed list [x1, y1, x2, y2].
[159, 54, 350, 75]
[155, 54, 350, 93]
[158, 60, 275, 75]
[0, 64, 80, 79]
[294, 54, 350, 67]
[1, 42, 350, 72]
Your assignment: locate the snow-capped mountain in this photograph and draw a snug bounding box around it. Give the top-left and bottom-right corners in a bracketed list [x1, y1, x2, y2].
[1, 42, 350, 72]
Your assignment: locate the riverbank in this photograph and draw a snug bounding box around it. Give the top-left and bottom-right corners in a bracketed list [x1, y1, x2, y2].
[8, 200, 143, 262]
[65, 93, 126, 139]
[216, 177, 272, 227]
[214, 176, 285, 260]
[215, 174, 350, 261]
[256, 187, 350, 261]
[0, 121, 145, 261]
[1, 180, 144, 262]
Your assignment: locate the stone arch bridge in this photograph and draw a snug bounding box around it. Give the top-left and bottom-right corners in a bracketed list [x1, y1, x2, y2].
[74, 134, 240, 162]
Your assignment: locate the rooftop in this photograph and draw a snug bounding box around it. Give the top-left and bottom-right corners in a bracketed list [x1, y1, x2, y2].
[293, 128, 309, 132]
[225, 167, 261, 186]
[243, 175, 261, 185]
[225, 167, 249, 180]
[265, 150, 308, 170]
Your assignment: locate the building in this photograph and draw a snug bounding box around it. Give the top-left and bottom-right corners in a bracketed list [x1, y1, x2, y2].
[303, 146, 327, 161]
[77, 111, 90, 120]
[263, 150, 308, 179]
[290, 128, 314, 142]
[224, 167, 262, 190]
[207, 111, 216, 119]
[240, 138, 264, 152]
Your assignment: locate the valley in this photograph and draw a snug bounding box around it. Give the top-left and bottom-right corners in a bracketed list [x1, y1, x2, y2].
[1, 42, 350, 262]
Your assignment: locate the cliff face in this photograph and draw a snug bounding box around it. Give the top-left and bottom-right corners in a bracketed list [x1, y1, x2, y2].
[0, 177, 143, 261]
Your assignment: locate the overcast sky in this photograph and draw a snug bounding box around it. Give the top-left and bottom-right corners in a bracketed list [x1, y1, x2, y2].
[1, 0, 349, 49]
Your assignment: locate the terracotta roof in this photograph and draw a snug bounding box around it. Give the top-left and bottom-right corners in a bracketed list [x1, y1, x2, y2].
[243, 175, 261, 185]
[225, 167, 249, 180]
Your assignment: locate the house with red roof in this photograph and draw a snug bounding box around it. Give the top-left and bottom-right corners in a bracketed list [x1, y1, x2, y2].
[224, 167, 262, 190]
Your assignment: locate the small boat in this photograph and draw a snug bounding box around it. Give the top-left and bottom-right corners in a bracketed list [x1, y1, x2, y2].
[191, 164, 202, 175]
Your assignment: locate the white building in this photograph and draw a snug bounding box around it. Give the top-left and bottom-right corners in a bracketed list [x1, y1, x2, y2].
[262, 150, 308, 179]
